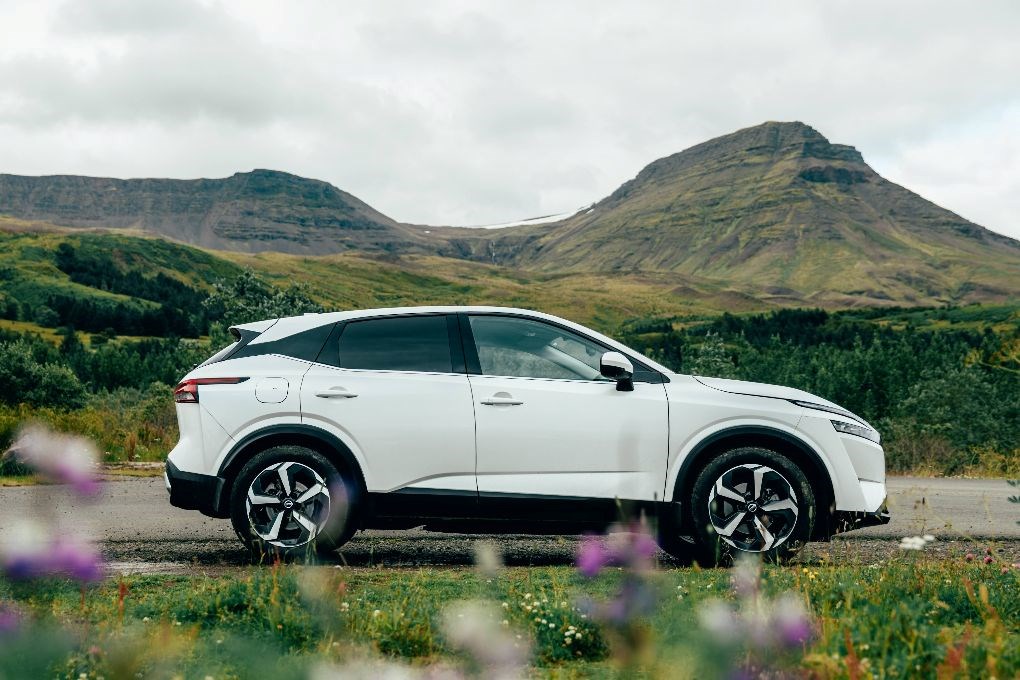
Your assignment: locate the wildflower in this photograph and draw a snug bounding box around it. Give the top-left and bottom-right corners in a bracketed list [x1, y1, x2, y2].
[576, 535, 612, 578]
[965, 553, 975, 562]
[474, 540, 502, 579]
[732, 557, 761, 597]
[0, 602, 23, 635]
[773, 593, 812, 648]
[983, 555, 994, 564]
[441, 601, 529, 679]
[5, 424, 101, 497]
[898, 535, 934, 550]
[2, 526, 103, 583]
[372, 609, 382, 617]
[698, 599, 739, 637]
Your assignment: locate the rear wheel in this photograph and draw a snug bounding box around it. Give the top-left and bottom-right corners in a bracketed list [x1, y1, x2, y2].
[664, 447, 815, 566]
[230, 446, 357, 562]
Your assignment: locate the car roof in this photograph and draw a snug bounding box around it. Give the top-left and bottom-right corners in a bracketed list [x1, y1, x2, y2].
[237, 305, 675, 376]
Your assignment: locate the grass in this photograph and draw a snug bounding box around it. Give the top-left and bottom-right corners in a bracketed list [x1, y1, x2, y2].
[2, 557, 1017, 678]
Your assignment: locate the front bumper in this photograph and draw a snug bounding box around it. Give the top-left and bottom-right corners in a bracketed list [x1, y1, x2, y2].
[165, 460, 230, 518]
[831, 498, 891, 536]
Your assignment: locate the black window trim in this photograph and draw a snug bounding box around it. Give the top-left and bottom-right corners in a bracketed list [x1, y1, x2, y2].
[312, 312, 468, 375]
[457, 312, 668, 384]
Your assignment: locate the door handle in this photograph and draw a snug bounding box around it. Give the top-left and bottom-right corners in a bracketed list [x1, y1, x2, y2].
[481, 392, 523, 406]
[315, 387, 359, 399]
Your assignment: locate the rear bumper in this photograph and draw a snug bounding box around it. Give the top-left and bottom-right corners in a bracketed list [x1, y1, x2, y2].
[165, 460, 229, 518]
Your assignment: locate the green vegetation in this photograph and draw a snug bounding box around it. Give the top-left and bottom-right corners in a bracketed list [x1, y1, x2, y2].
[2, 557, 1018, 678]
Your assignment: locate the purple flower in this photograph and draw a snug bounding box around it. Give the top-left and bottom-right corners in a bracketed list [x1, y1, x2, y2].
[772, 594, 812, 648]
[576, 536, 611, 578]
[2, 528, 104, 583]
[0, 602, 23, 635]
[576, 521, 659, 578]
[6, 425, 101, 497]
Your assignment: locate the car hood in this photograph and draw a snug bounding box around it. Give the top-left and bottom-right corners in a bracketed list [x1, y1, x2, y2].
[693, 376, 845, 411]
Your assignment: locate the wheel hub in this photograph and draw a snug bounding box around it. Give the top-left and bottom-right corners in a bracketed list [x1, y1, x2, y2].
[246, 461, 331, 548]
[707, 463, 799, 553]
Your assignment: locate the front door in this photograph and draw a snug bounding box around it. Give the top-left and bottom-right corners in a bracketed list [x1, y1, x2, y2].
[464, 314, 669, 502]
[300, 313, 477, 496]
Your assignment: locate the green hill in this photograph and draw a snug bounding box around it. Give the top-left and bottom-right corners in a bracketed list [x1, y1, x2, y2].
[0, 222, 775, 338]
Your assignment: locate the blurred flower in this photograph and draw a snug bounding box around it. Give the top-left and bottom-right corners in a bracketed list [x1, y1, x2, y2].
[441, 601, 528, 680]
[576, 537, 611, 578]
[965, 553, 975, 562]
[983, 555, 994, 565]
[474, 541, 502, 579]
[697, 554, 814, 676]
[731, 556, 761, 598]
[6, 424, 101, 497]
[898, 535, 935, 551]
[576, 521, 658, 578]
[697, 599, 738, 637]
[2, 522, 103, 583]
[772, 593, 812, 648]
[0, 601, 24, 635]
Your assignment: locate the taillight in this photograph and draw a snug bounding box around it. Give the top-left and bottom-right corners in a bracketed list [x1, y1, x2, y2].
[173, 377, 249, 403]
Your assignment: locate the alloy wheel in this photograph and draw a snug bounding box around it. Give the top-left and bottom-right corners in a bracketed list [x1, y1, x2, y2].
[707, 463, 799, 552]
[246, 461, 331, 548]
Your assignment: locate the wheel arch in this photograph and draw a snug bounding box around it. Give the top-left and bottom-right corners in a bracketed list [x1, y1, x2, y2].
[671, 426, 836, 540]
[215, 424, 368, 518]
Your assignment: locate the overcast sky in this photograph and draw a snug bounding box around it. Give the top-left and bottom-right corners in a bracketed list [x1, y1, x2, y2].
[0, 1, 1017, 239]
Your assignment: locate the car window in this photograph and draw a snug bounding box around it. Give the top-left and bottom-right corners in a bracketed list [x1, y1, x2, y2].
[468, 315, 609, 381]
[339, 315, 452, 372]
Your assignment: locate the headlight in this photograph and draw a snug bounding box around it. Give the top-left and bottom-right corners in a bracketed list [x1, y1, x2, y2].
[831, 419, 881, 444]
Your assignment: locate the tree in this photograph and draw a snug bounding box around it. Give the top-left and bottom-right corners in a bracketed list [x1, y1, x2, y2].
[203, 269, 324, 345]
[689, 331, 738, 378]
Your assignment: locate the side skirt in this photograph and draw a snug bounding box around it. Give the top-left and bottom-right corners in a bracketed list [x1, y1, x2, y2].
[364, 488, 666, 533]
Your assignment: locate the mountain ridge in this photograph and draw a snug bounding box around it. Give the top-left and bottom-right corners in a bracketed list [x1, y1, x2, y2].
[1, 121, 1017, 307]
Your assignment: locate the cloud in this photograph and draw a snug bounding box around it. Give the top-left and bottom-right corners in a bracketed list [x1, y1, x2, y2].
[0, 0, 1016, 238]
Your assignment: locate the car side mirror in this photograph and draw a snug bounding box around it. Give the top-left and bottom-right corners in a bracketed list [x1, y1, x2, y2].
[600, 351, 634, 392]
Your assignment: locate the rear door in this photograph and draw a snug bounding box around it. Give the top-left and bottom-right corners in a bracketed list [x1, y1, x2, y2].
[300, 313, 477, 496]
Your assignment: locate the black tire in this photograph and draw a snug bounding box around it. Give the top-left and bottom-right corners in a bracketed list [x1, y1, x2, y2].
[229, 446, 358, 562]
[665, 447, 816, 567]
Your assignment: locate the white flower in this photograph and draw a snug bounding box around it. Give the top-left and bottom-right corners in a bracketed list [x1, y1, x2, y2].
[474, 541, 502, 578]
[373, 609, 382, 617]
[899, 535, 935, 550]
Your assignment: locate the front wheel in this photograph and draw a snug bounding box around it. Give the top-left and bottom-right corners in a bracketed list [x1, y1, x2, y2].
[230, 446, 356, 562]
[671, 447, 816, 566]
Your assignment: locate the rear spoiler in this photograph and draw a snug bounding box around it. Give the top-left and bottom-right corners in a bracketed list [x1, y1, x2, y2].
[228, 318, 279, 339]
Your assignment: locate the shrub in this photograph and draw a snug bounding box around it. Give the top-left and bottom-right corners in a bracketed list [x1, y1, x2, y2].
[0, 341, 87, 409]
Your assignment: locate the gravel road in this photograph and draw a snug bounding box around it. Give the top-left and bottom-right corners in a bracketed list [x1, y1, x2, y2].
[1, 476, 1016, 573]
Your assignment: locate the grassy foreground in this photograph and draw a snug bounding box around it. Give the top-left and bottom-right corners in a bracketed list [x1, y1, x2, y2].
[2, 557, 1018, 679]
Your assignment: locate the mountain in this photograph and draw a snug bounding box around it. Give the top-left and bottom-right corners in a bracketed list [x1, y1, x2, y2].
[443, 122, 1020, 306]
[0, 169, 425, 255]
[1, 121, 1018, 307]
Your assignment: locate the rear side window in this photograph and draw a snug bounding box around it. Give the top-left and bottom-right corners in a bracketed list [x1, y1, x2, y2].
[338, 315, 452, 373]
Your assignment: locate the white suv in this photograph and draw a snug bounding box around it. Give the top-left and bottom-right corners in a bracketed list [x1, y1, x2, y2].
[165, 306, 888, 564]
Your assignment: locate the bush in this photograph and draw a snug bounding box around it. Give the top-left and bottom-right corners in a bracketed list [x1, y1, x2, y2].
[0, 341, 87, 409]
